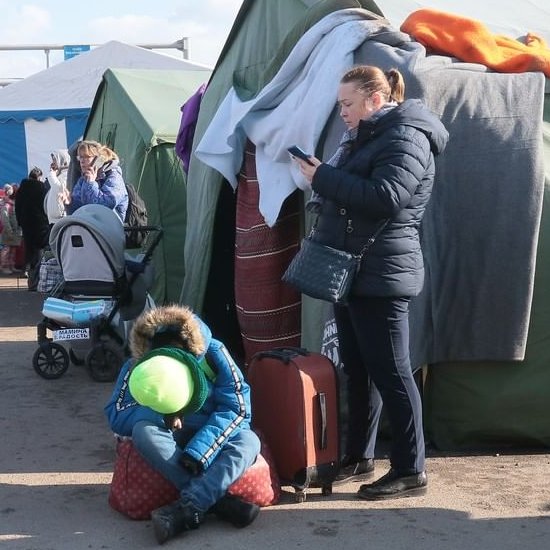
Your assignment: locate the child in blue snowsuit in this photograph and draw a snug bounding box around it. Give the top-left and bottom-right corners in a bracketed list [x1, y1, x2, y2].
[105, 304, 261, 544]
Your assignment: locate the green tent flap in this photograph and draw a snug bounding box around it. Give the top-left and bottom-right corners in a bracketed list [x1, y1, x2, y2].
[85, 68, 211, 304]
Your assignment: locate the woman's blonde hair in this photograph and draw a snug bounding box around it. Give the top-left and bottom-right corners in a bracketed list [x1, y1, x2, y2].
[341, 65, 405, 104]
[77, 140, 118, 161]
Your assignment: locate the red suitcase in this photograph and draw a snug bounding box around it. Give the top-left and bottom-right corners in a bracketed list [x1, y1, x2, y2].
[247, 347, 339, 502]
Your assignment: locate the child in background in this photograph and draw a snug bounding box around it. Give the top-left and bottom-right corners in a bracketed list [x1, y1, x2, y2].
[0, 184, 22, 274]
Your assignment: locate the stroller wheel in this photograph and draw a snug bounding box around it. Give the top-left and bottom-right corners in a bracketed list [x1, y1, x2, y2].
[85, 341, 124, 383]
[33, 343, 70, 379]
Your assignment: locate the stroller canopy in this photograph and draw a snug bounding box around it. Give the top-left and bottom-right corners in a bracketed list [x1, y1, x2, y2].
[50, 204, 126, 283]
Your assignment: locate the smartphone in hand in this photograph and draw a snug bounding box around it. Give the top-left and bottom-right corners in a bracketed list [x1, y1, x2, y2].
[287, 145, 314, 166]
[90, 155, 105, 170]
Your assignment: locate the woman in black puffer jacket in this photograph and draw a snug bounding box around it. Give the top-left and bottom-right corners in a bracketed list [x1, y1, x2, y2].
[14, 167, 49, 291]
[294, 65, 448, 500]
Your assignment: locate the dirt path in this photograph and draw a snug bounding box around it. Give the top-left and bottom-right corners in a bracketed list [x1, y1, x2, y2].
[1, 275, 549, 550]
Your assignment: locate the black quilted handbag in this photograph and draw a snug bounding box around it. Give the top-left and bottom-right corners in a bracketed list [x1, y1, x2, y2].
[282, 220, 389, 304]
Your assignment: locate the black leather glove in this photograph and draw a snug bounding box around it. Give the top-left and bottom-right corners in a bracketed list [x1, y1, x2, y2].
[179, 453, 203, 475]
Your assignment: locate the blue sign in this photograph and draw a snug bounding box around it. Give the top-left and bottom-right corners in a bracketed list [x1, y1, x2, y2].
[64, 44, 90, 60]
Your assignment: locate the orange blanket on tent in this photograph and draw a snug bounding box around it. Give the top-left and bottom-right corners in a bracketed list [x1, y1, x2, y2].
[401, 8, 550, 77]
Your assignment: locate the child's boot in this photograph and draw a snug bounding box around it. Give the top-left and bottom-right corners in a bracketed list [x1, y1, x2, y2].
[212, 494, 260, 528]
[150, 500, 203, 544]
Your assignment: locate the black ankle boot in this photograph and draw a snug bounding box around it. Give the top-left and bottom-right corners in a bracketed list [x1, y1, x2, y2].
[151, 501, 203, 544]
[212, 494, 260, 528]
[333, 457, 375, 486]
[357, 468, 428, 500]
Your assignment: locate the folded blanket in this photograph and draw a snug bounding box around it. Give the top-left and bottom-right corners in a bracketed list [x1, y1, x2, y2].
[195, 9, 393, 227]
[42, 297, 110, 326]
[401, 8, 550, 77]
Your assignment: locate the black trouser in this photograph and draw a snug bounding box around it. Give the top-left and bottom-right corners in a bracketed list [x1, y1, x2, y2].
[334, 295, 425, 474]
[24, 240, 43, 291]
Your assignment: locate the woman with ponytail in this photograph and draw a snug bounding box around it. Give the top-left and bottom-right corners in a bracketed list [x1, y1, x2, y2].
[293, 65, 449, 500]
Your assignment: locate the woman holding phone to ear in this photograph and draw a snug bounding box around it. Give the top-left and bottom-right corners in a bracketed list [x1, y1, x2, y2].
[293, 65, 448, 500]
[69, 140, 128, 222]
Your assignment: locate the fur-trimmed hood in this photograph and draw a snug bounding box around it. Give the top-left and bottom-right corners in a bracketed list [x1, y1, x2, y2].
[129, 305, 211, 360]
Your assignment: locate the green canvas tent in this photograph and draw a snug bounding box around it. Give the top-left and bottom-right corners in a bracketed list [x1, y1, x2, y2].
[84, 67, 211, 304]
[180, 0, 384, 313]
[180, 0, 550, 450]
[179, 0, 386, 359]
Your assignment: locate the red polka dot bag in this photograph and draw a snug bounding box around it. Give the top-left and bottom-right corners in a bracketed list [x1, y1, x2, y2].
[108, 433, 281, 520]
[227, 431, 281, 506]
[108, 438, 179, 520]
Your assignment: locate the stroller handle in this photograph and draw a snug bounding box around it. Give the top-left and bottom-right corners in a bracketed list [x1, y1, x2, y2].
[106, 225, 163, 325]
[125, 225, 164, 264]
[143, 226, 163, 264]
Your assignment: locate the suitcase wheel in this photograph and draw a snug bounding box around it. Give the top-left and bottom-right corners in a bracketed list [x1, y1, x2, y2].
[321, 484, 333, 496]
[294, 489, 307, 503]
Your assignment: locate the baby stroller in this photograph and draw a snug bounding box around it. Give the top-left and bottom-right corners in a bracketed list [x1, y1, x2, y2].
[33, 204, 162, 382]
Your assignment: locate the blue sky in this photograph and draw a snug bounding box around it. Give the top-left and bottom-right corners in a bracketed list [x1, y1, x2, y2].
[0, 0, 242, 79]
[1, 1, 549, 82]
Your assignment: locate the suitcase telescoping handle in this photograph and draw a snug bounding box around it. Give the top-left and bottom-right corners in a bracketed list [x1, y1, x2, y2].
[317, 392, 328, 450]
[253, 347, 309, 365]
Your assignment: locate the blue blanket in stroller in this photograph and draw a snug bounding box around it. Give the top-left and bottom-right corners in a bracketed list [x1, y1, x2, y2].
[42, 297, 112, 326]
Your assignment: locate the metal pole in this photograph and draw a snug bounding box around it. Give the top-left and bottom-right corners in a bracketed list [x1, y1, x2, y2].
[0, 40, 190, 69]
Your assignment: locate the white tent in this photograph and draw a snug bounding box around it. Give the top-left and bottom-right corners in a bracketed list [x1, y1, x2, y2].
[0, 40, 210, 182]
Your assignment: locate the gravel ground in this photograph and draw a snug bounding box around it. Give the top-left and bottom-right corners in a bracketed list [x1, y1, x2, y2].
[1, 275, 549, 550]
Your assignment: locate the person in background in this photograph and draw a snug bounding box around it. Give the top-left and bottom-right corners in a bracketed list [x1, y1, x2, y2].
[293, 65, 448, 500]
[14, 167, 49, 290]
[44, 149, 71, 226]
[105, 305, 261, 545]
[0, 184, 22, 274]
[10, 184, 26, 272]
[69, 140, 128, 222]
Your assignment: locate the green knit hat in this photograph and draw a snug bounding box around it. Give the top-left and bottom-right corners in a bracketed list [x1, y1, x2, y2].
[128, 347, 209, 415]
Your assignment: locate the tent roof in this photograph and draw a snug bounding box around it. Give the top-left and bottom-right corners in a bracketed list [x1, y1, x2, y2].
[90, 68, 211, 145]
[0, 40, 211, 112]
